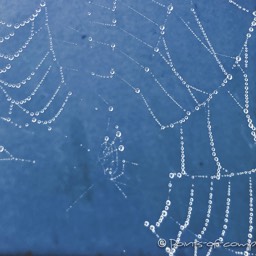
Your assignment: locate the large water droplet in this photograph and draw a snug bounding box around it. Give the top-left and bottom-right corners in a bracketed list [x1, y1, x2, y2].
[118, 145, 125, 151]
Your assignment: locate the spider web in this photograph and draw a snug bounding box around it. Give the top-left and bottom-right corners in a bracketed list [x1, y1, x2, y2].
[0, 0, 71, 163]
[66, 103, 138, 212]
[86, 0, 256, 255]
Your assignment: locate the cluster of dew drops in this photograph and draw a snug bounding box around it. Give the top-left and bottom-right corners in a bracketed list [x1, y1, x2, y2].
[104, 126, 125, 152]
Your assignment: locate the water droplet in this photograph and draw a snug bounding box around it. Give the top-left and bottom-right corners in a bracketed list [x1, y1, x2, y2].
[144, 221, 149, 227]
[167, 4, 174, 13]
[116, 131, 122, 137]
[236, 56, 241, 62]
[118, 145, 125, 151]
[40, 1, 46, 7]
[0, 146, 4, 152]
[110, 68, 115, 75]
[105, 136, 109, 142]
[144, 67, 149, 72]
[159, 25, 165, 31]
[227, 74, 233, 80]
[135, 88, 140, 94]
[108, 106, 114, 112]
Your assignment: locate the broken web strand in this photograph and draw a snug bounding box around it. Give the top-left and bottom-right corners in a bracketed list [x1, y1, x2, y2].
[98, 117, 138, 199]
[100, 127, 128, 199]
[66, 113, 138, 213]
[65, 184, 95, 213]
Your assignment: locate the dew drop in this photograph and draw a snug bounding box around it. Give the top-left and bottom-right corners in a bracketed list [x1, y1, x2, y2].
[227, 74, 233, 80]
[236, 56, 241, 62]
[154, 47, 159, 52]
[144, 221, 149, 227]
[40, 1, 46, 7]
[159, 25, 165, 31]
[167, 4, 174, 13]
[135, 88, 140, 93]
[116, 131, 122, 137]
[144, 67, 149, 72]
[118, 145, 125, 151]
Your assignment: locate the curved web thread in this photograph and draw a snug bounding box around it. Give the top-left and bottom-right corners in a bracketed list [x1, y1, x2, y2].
[0, 0, 72, 163]
[87, 0, 256, 255]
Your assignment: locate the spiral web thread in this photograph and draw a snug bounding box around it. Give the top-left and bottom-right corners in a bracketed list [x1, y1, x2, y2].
[0, 0, 72, 163]
[86, 0, 256, 255]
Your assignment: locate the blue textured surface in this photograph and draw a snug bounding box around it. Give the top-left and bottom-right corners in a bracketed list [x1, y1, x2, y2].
[0, 0, 256, 255]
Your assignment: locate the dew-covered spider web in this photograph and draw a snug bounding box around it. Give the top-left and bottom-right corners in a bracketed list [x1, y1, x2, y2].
[85, 0, 256, 255]
[0, 0, 71, 164]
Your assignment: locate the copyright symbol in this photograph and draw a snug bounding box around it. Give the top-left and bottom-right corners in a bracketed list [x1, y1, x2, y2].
[158, 238, 167, 248]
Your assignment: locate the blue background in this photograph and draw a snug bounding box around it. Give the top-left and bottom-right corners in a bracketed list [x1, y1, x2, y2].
[0, 0, 256, 255]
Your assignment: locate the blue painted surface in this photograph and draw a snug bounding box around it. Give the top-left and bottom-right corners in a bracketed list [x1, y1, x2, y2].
[0, 0, 256, 255]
